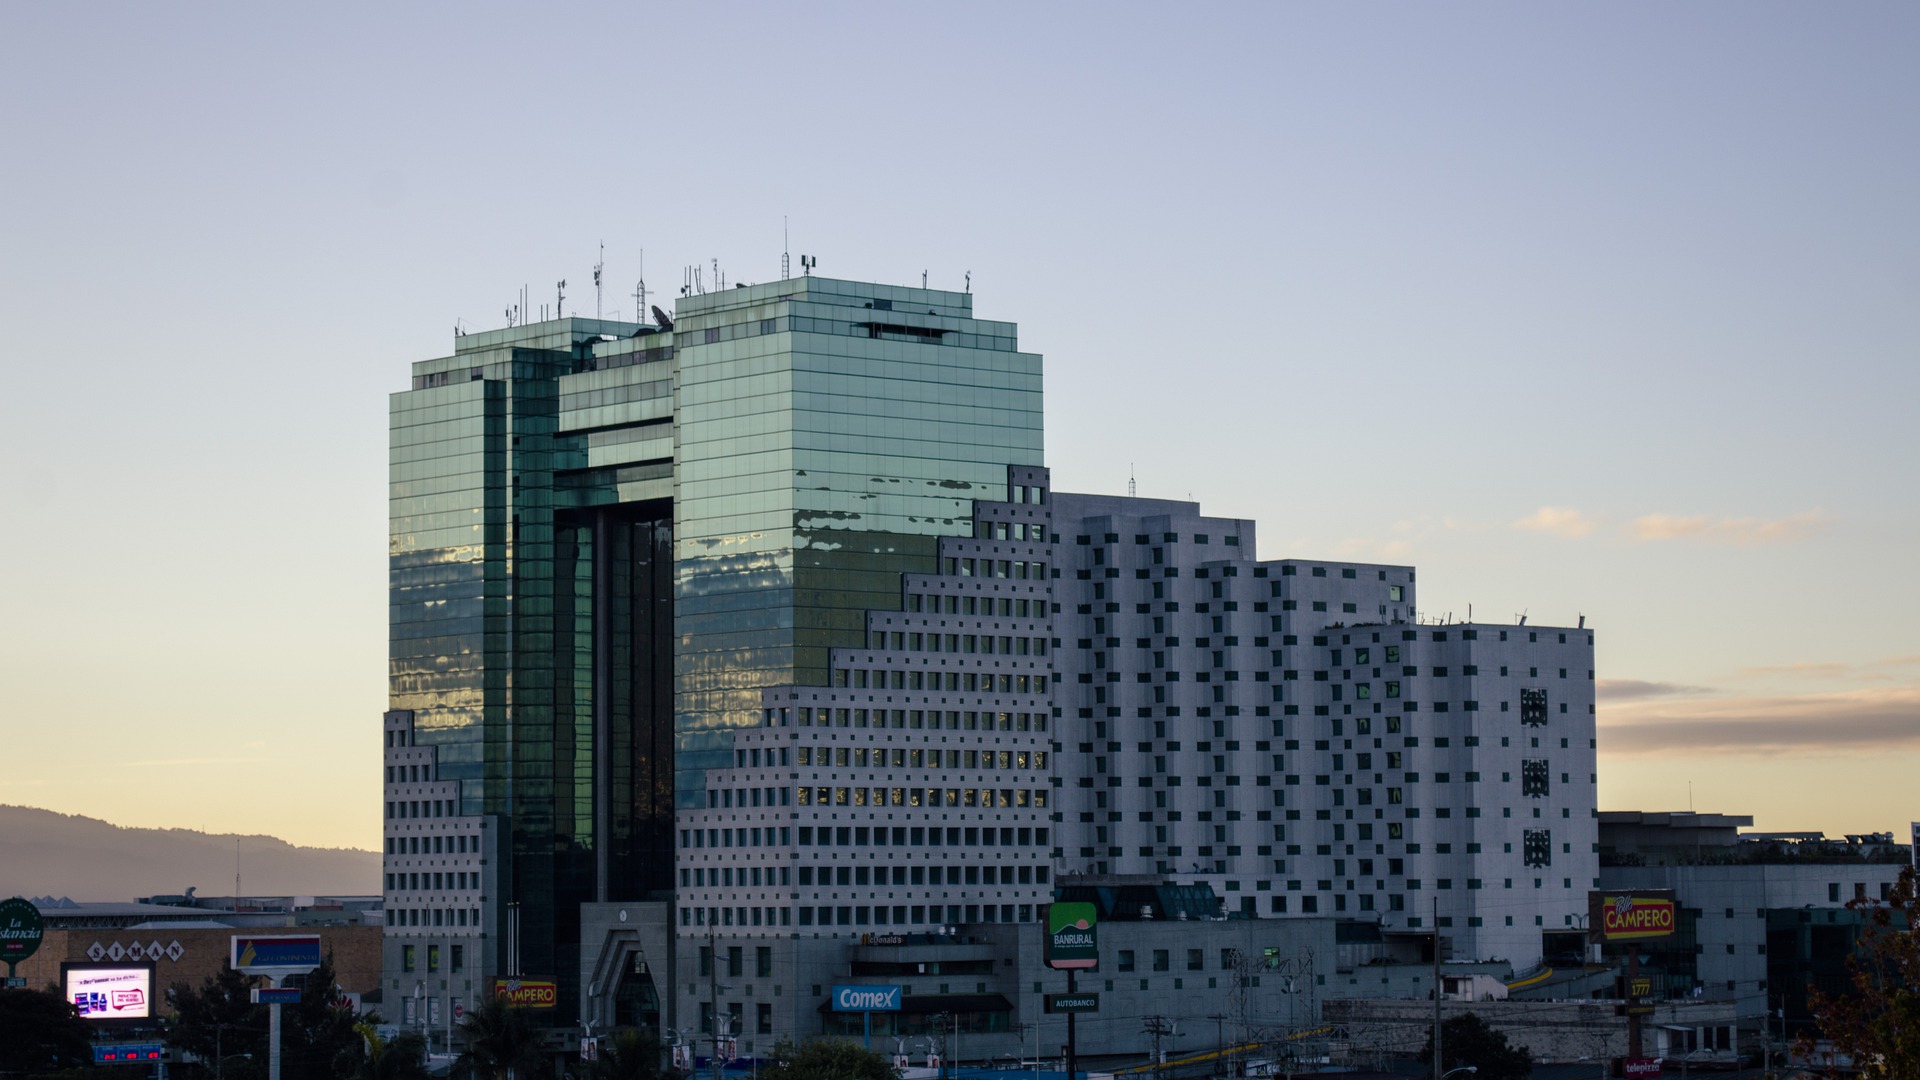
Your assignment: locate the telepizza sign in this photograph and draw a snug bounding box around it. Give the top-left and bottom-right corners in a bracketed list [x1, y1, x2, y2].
[1589, 891, 1677, 941]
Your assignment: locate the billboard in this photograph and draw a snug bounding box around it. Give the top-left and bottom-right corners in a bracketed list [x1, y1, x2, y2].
[0, 898, 44, 965]
[492, 979, 558, 1008]
[1046, 902, 1098, 970]
[63, 963, 155, 1021]
[831, 984, 902, 1012]
[1589, 891, 1678, 941]
[231, 935, 322, 974]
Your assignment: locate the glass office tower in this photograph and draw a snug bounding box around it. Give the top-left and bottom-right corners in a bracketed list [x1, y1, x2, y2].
[385, 278, 1043, 1021]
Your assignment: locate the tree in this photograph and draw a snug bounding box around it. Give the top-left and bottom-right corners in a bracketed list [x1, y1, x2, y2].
[452, 996, 548, 1080]
[1418, 1012, 1532, 1080]
[166, 953, 362, 1080]
[757, 1037, 898, 1080]
[1803, 864, 1920, 1078]
[588, 1028, 674, 1080]
[167, 962, 268, 1080]
[0, 986, 95, 1074]
[339, 1024, 433, 1080]
[280, 954, 367, 1080]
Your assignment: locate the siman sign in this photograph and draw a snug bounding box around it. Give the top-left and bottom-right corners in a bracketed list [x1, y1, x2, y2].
[1589, 891, 1678, 942]
[1046, 902, 1098, 970]
[831, 985, 902, 1012]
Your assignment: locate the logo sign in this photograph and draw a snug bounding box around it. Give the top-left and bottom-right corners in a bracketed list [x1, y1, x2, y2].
[492, 979, 558, 1008]
[832, 984, 903, 1012]
[231, 935, 322, 974]
[0, 898, 43, 965]
[1622, 1058, 1662, 1078]
[62, 964, 155, 1022]
[1045, 992, 1099, 1014]
[1588, 891, 1677, 941]
[95, 1044, 166, 1064]
[252, 987, 302, 1005]
[1046, 902, 1098, 970]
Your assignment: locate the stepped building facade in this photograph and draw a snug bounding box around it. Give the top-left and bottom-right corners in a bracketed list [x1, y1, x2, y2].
[381, 276, 1595, 1051]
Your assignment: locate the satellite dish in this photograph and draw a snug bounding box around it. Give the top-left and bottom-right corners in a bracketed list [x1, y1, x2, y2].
[651, 306, 674, 331]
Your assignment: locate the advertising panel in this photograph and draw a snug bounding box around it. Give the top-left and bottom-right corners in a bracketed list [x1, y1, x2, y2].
[1588, 891, 1677, 941]
[1046, 902, 1098, 970]
[63, 963, 155, 1021]
[231, 935, 323, 974]
[0, 898, 44, 965]
[831, 984, 903, 1011]
[492, 979, 558, 1008]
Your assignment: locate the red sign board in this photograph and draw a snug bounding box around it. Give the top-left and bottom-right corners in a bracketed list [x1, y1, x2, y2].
[492, 979, 557, 1008]
[1590, 891, 1678, 941]
[1622, 1057, 1661, 1078]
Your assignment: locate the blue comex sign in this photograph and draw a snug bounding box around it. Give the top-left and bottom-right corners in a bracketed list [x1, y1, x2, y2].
[831, 984, 902, 1012]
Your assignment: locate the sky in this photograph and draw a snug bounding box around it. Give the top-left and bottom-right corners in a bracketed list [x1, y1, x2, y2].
[1, 2, 1913, 852]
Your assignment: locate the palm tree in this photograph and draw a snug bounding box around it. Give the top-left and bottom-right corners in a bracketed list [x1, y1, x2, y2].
[588, 1028, 670, 1080]
[452, 998, 546, 1080]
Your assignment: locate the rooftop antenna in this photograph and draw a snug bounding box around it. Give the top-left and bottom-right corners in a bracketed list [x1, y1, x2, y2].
[713, 258, 721, 293]
[1516, 610, 1528, 626]
[964, 271, 970, 293]
[635, 249, 647, 327]
[556, 279, 566, 319]
[1128, 465, 1136, 498]
[594, 242, 604, 320]
[783, 217, 790, 280]
[800, 255, 815, 276]
[922, 270, 928, 289]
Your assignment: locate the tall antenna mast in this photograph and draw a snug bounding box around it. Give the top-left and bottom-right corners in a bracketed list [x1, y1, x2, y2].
[635, 249, 647, 327]
[783, 217, 790, 280]
[557, 279, 567, 319]
[1129, 465, 1136, 498]
[594, 241, 604, 320]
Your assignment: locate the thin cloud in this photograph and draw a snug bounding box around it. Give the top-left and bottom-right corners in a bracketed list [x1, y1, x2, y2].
[1596, 679, 1711, 701]
[1628, 510, 1824, 546]
[1600, 685, 1920, 756]
[1513, 506, 1601, 539]
[1738, 656, 1917, 683]
[1737, 661, 1853, 680]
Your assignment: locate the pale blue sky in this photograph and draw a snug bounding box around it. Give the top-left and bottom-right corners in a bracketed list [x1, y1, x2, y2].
[2, 2, 1913, 849]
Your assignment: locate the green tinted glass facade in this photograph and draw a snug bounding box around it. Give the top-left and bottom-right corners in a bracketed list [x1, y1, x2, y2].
[388, 279, 1041, 1018]
[670, 278, 1044, 805]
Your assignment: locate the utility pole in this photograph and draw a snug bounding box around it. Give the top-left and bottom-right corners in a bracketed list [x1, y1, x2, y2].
[1432, 897, 1442, 1076]
[1143, 1015, 1174, 1080]
[1209, 1014, 1226, 1079]
[709, 926, 726, 1080]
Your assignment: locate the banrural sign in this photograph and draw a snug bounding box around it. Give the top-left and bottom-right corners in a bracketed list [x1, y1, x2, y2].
[1589, 891, 1677, 941]
[1046, 902, 1098, 970]
[832, 985, 902, 1012]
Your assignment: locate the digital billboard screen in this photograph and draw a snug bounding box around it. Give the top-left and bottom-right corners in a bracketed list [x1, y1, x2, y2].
[62, 963, 155, 1022]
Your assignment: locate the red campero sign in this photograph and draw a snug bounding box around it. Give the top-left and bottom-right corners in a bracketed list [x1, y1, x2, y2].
[1589, 891, 1678, 941]
[492, 979, 558, 1008]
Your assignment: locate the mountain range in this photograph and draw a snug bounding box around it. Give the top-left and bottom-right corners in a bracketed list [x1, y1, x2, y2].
[0, 805, 379, 901]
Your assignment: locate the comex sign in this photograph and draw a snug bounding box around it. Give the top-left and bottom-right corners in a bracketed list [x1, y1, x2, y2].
[832, 985, 902, 1012]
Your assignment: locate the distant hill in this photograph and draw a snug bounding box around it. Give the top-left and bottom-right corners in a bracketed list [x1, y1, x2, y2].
[0, 806, 379, 901]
